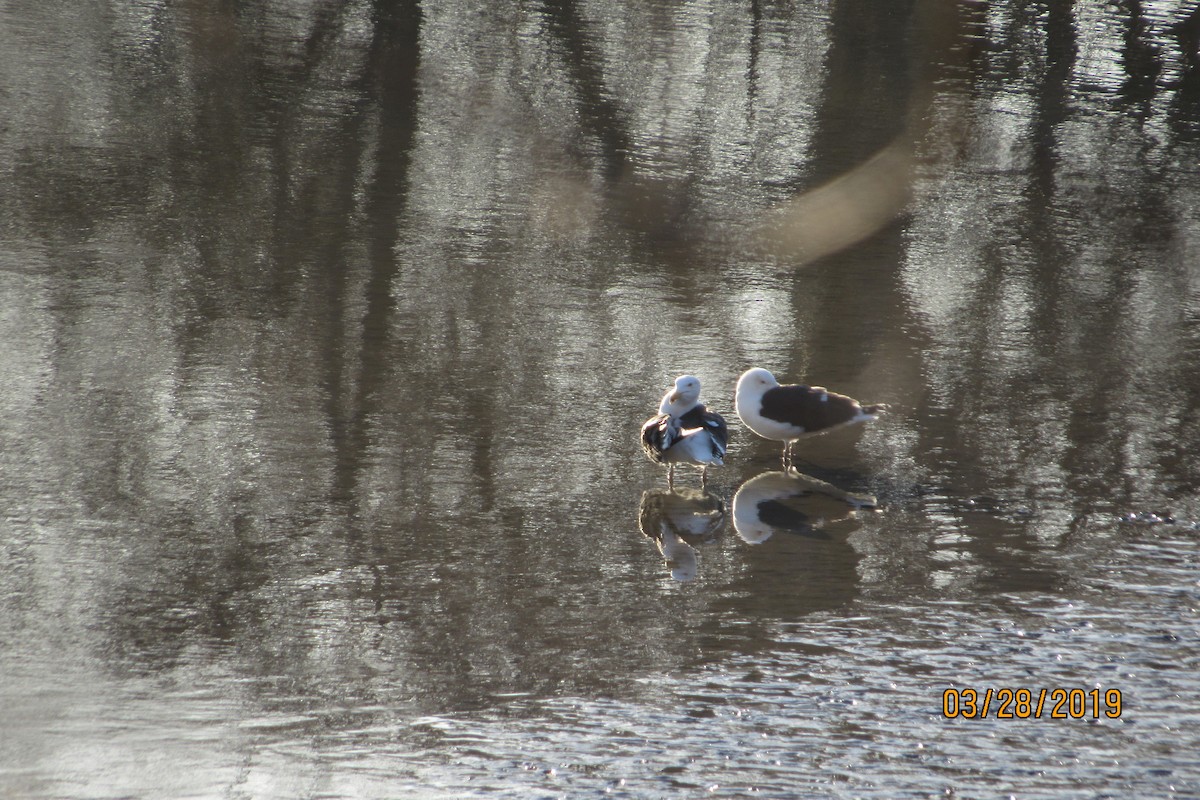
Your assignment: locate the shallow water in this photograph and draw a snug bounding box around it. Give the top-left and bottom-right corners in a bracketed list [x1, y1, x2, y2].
[2, 1, 1200, 798]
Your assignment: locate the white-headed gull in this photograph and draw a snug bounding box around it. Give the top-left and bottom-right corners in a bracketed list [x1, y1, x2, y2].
[640, 375, 729, 487]
[735, 367, 884, 467]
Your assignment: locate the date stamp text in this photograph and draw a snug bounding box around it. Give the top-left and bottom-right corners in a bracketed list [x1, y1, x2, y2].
[942, 687, 1122, 719]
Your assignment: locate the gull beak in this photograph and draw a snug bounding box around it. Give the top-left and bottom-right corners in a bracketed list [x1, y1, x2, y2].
[668, 391, 680, 403]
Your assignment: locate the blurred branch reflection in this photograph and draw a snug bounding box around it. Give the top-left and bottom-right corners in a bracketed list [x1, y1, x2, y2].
[759, 141, 915, 264]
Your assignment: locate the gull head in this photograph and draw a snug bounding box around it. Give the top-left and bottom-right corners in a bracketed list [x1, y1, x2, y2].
[736, 367, 779, 396]
[660, 374, 702, 415]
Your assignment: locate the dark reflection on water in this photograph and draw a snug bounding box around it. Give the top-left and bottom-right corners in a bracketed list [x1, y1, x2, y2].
[3, 1, 1200, 797]
[637, 487, 726, 582]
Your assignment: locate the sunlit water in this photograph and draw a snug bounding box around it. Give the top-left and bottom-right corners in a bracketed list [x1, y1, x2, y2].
[3, 2, 1200, 798]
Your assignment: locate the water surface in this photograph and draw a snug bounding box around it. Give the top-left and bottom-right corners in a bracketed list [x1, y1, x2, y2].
[2, 1, 1200, 797]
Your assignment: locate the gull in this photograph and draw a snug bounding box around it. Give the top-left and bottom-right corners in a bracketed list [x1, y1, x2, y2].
[640, 375, 729, 488]
[735, 367, 885, 467]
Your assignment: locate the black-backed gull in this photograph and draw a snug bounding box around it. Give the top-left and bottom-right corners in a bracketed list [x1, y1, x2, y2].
[734, 367, 884, 467]
[640, 375, 729, 488]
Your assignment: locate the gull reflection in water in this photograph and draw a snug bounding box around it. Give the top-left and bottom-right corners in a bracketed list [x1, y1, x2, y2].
[731, 469, 877, 545]
[638, 488, 728, 582]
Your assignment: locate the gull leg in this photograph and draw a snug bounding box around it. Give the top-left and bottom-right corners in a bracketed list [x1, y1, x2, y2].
[667, 464, 676, 491]
[700, 465, 709, 488]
